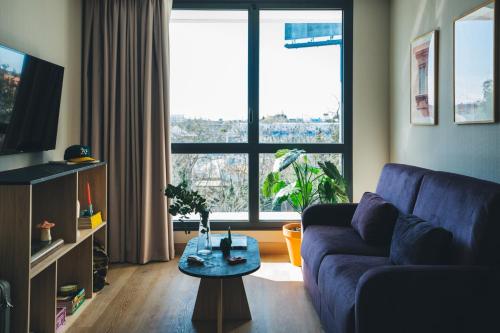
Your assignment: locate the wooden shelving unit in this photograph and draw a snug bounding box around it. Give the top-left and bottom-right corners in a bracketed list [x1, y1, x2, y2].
[0, 162, 108, 333]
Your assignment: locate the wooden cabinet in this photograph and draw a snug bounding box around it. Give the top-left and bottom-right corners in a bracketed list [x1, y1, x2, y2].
[0, 163, 108, 333]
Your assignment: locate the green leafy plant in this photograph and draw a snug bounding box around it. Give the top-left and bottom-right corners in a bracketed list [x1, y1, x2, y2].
[164, 181, 210, 232]
[262, 149, 349, 213]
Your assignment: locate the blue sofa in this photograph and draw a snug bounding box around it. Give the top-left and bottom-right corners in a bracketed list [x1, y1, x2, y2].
[301, 163, 500, 333]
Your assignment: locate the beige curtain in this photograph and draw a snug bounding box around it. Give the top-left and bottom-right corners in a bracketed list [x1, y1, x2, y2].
[82, 0, 174, 264]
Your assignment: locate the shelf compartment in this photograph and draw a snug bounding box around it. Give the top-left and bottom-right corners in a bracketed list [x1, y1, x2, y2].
[31, 222, 107, 279]
[77, 164, 107, 222]
[32, 174, 78, 244]
[57, 236, 93, 301]
[30, 261, 57, 333]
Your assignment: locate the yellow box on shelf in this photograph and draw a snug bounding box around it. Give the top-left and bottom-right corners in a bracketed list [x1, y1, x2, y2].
[78, 211, 103, 230]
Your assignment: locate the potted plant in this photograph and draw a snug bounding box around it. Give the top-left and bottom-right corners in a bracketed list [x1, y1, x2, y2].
[262, 149, 349, 266]
[165, 181, 212, 255]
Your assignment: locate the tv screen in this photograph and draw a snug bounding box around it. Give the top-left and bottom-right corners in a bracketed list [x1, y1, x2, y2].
[0, 43, 64, 155]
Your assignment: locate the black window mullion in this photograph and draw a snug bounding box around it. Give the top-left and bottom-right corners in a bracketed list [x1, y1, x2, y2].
[248, 5, 260, 224]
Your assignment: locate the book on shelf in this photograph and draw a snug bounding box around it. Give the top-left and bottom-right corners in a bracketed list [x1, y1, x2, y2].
[30, 239, 65, 267]
[57, 288, 85, 315]
[78, 211, 103, 229]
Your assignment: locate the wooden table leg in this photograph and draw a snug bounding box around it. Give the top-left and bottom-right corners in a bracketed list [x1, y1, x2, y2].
[217, 279, 223, 333]
[192, 277, 252, 329]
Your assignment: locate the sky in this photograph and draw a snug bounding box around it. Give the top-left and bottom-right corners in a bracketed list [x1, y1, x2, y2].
[0, 45, 25, 74]
[169, 10, 343, 121]
[455, 5, 494, 104]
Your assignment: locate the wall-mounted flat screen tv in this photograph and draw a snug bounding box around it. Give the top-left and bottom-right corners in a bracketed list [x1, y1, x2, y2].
[0, 43, 64, 155]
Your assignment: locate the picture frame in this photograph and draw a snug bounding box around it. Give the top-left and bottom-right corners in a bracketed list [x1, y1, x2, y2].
[410, 30, 439, 125]
[454, 0, 496, 124]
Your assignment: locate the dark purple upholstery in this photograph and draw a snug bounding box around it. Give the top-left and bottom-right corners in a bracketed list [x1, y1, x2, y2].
[301, 163, 500, 333]
[301, 225, 389, 283]
[318, 255, 390, 333]
[375, 163, 430, 214]
[351, 192, 399, 246]
[412, 172, 500, 265]
[302, 203, 358, 231]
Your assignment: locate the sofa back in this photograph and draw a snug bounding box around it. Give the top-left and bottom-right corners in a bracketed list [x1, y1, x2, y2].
[412, 172, 500, 266]
[376, 164, 430, 214]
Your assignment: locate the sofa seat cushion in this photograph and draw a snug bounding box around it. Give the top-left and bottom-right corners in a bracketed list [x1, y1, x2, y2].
[318, 254, 391, 333]
[302, 225, 389, 283]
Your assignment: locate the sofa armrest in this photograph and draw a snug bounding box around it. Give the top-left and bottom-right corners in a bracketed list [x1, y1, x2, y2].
[355, 265, 499, 333]
[301, 203, 358, 230]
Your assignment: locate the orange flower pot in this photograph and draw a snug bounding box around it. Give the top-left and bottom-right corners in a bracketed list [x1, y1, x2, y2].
[283, 223, 302, 267]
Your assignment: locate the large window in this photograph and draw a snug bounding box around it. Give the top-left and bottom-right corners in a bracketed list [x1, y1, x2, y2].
[170, 1, 353, 229]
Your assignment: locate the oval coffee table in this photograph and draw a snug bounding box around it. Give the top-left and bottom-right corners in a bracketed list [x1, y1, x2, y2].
[179, 235, 261, 333]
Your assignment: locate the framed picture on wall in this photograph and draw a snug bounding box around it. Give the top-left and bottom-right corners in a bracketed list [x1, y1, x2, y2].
[411, 30, 438, 125]
[454, 1, 496, 124]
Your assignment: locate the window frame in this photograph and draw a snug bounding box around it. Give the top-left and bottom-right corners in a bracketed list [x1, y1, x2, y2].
[171, 0, 353, 231]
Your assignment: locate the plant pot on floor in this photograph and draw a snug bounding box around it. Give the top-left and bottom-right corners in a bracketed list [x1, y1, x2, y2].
[283, 223, 302, 267]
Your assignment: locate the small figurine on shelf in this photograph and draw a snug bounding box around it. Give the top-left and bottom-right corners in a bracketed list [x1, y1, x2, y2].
[37, 221, 55, 244]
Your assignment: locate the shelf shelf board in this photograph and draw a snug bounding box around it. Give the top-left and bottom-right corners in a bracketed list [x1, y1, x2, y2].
[0, 162, 106, 185]
[30, 222, 107, 279]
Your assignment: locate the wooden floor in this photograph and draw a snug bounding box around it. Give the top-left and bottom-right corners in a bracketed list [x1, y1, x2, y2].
[67, 255, 323, 333]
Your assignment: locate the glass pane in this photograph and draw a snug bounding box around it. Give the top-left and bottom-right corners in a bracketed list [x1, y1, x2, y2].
[260, 10, 343, 144]
[172, 154, 249, 221]
[259, 153, 343, 220]
[170, 10, 248, 143]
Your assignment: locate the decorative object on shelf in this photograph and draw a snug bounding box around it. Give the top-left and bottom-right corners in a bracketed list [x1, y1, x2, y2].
[63, 145, 99, 164]
[454, 1, 496, 124]
[56, 307, 66, 332]
[411, 30, 438, 125]
[93, 242, 109, 292]
[87, 182, 94, 216]
[165, 181, 213, 255]
[76, 199, 80, 219]
[37, 220, 55, 244]
[262, 149, 349, 266]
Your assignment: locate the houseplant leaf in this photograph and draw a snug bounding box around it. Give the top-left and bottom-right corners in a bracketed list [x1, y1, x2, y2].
[273, 149, 305, 172]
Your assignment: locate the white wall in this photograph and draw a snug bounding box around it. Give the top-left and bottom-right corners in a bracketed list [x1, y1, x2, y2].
[0, 0, 82, 171]
[353, 0, 391, 201]
[390, 0, 500, 183]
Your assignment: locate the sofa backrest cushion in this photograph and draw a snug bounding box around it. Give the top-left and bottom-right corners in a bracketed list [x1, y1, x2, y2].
[376, 164, 430, 214]
[351, 192, 399, 246]
[390, 214, 453, 265]
[412, 172, 500, 265]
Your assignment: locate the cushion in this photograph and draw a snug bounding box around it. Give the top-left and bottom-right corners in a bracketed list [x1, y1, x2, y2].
[376, 163, 430, 214]
[301, 225, 389, 283]
[413, 172, 500, 265]
[318, 254, 391, 333]
[351, 192, 399, 246]
[390, 214, 453, 265]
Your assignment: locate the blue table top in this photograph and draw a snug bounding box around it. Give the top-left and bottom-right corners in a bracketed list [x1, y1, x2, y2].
[178, 235, 261, 279]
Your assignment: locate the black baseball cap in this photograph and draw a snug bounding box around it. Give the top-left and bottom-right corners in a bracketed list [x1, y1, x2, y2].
[64, 145, 97, 163]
